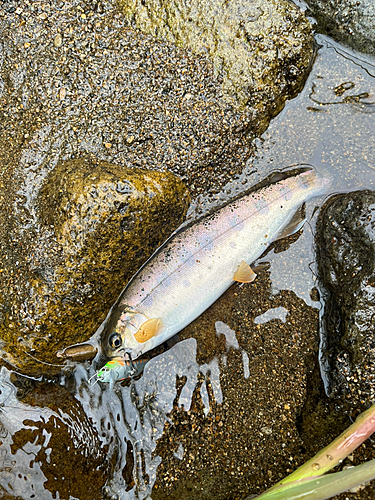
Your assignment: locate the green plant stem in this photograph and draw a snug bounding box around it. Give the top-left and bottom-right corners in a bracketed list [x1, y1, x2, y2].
[252, 458, 375, 500]
[273, 402, 375, 486]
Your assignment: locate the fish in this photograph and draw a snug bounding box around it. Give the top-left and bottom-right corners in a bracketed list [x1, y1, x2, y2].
[103, 166, 327, 361]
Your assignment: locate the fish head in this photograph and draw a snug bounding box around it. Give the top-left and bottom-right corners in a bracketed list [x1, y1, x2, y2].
[104, 306, 148, 359]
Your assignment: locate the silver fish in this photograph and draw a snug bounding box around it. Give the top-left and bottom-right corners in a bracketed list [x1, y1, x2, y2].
[103, 167, 327, 360]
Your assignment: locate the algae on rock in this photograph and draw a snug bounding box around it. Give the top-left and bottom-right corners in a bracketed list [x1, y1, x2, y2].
[0, 159, 190, 375]
[120, 0, 314, 116]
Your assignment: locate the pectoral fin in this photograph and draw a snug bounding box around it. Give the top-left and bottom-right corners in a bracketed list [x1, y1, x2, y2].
[275, 205, 306, 240]
[233, 260, 257, 283]
[134, 318, 162, 343]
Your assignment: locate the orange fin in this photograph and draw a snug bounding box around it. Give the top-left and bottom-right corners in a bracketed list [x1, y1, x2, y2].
[233, 260, 257, 283]
[134, 318, 162, 343]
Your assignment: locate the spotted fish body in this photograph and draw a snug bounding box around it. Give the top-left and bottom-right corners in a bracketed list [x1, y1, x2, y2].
[104, 167, 327, 360]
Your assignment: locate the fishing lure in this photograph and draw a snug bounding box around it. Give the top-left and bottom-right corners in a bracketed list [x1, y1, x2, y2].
[91, 356, 148, 389]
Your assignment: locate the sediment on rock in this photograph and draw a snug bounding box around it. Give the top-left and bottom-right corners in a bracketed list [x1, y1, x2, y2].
[120, 0, 315, 117]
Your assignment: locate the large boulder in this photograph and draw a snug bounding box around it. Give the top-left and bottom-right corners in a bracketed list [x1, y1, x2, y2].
[120, 0, 315, 116]
[316, 191, 375, 408]
[0, 159, 190, 375]
[304, 0, 375, 56]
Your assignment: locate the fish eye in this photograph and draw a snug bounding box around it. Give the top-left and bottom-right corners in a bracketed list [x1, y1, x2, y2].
[109, 332, 122, 349]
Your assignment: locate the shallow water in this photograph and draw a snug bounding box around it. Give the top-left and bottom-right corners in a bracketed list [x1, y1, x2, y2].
[0, 338, 224, 499]
[0, 32, 374, 500]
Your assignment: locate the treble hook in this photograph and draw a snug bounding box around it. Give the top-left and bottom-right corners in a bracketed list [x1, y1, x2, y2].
[124, 352, 138, 377]
[88, 372, 99, 386]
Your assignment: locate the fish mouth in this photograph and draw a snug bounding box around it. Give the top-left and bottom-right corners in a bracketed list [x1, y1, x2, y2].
[107, 345, 127, 358]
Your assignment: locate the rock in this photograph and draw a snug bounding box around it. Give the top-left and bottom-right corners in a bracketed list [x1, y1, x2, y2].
[316, 191, 375, 408]
[304, 0, 375, 56]
[0, 159, 190, 375]
[120, 0, 315, 115]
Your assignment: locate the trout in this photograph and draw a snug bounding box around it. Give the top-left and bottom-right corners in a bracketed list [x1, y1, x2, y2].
[103, 166, 327, 360]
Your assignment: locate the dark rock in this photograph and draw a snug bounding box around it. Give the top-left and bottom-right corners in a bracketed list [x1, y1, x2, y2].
[304, 0, 375, 56]
[316, 190, 375, 408]
[0, 159, 189, 375]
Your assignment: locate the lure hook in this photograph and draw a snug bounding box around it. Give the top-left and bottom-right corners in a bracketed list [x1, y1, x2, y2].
[88, 373, 100, 386]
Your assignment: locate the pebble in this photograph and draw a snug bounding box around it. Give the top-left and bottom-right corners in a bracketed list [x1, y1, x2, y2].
[54, 33, 63, 47]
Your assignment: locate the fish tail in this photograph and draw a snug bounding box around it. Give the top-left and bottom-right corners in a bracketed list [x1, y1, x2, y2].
[314, 164, 333, 193]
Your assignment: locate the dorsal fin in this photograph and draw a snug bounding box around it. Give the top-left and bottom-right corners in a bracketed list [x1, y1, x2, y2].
[266, 165, 313, 186]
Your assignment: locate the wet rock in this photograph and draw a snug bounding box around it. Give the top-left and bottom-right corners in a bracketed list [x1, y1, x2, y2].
[304, 0, 375, 56]
[120, 0, 315, 115]
[0, 158, 189, 375]
[0, 0, 254, 203]
[316, 191, 375, 408]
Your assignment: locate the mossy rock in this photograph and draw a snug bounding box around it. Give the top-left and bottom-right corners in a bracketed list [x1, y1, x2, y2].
[0, 159, 190, 376]
[119, 0, 314, 115]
